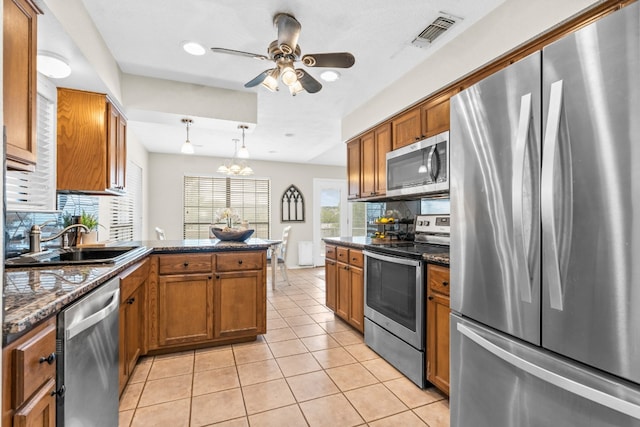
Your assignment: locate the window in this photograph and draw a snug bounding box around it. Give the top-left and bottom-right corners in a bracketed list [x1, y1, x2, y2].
[5, 75, 57, 211]
[183, 176, 271, 239]
[109, 162, 143, 241]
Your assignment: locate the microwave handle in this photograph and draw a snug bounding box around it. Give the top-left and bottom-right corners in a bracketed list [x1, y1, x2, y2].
[427, 145, 440, 181]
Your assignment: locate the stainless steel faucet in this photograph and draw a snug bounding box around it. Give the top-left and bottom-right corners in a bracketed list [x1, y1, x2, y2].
[29, 223, 90, 253]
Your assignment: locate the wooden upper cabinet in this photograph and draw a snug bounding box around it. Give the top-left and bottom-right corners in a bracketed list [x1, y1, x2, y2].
[347, 138, 361, 199]
[4, 0, 41, 171]
[392, 107, 422, 149]
[422, 95, 451, 138]
[374, 123, 391, 195]
[360, 131, 376, 197]
[57, 88, 127, 195]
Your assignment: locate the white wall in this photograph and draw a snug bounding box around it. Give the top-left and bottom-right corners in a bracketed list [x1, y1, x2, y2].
[342, 0, 601, 140]
[147, 153, 344, 267]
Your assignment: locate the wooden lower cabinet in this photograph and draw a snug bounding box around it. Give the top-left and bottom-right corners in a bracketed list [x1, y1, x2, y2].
[215, 270, 265, 338]
[2, 318, 57, 427]
[426, 263, 450, 395]
[158, 273, 215, 347]
[118, 259, 149, 395]
[329, 245, 364, 333]
[148, 251, 267, 352]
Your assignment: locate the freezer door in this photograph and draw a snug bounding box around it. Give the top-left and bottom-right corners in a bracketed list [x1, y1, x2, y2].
[540, 2, 640, 384]
[450, 52, 541, 345]
[451, 314, 640, 427]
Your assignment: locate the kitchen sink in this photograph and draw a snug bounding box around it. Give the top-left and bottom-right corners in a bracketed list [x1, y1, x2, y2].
[5, 246, 147, 268]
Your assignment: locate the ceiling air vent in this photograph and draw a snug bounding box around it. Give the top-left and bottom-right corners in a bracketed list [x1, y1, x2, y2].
[411, 14, 460, 48]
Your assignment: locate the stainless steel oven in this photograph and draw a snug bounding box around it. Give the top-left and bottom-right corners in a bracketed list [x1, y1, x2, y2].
[364, 214, 450, 388]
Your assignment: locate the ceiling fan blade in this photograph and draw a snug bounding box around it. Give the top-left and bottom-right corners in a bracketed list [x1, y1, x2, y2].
[301, 52, 355, 68]
[244, 69, 273, 88]
[274, 13, 301, 55]
[296, 69, 322, 94]
[211, 47, 269, 61]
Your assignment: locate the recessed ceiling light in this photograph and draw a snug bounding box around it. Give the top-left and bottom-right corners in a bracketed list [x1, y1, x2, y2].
[37, 51, 71, 79]
[182, 41, 206, 56]
[284, 133, 295, 137]
[320, 70, 341, 82]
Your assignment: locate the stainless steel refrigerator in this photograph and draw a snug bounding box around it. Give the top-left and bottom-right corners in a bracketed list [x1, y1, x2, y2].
[450, 3, 640, 425]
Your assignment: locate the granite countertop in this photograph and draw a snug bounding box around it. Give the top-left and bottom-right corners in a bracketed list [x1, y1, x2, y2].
[3, 238, 277, 344]
[323, 236, 450, 266]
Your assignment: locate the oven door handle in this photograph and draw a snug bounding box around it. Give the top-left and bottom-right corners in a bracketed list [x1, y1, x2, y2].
[363, 250, 423, 267]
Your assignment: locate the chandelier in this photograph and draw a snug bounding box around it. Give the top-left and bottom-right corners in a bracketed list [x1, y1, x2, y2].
[217, 125, 254, 176]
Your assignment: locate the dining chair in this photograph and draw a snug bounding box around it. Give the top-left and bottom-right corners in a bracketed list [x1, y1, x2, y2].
[267, 226, 291, 284]
[155, 227, 166, 240]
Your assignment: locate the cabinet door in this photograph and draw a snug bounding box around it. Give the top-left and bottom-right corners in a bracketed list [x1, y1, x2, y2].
[117, 114, 127, 190]
[325, 259, 337, 311]
[336, 262, 350, 320]
[125, 285, 144, 376]
[427, 292, 450, 395]
[392, 107, 422, 149]
[107, 103, 120, 191]
[422, 97, 450, 137]
[4, 0, 39, 171]
[349, 265, 364, 333]
[158, 273, 214, 346]
[374, 123, 392, 195]
[214, 270, 265, 338]
[360, 131, 376, 198]
[347, 139, 361, 199]
[13, 378, 56, 427]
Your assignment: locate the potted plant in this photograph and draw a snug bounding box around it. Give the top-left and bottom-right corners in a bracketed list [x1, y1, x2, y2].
[79, 210, 102, 244]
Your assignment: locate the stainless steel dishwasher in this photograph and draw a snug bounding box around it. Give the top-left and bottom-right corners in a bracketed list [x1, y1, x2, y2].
[56, 277, 120, 427]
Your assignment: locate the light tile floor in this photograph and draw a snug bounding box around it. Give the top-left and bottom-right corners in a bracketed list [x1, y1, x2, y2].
[119, 267, 450, 427]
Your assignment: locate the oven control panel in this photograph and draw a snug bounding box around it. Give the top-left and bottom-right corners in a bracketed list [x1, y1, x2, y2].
[415, 214, 450, 235]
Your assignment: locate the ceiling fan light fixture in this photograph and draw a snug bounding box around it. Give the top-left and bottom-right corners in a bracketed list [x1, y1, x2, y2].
[182, 41, 206, 56]
[181, 118, 195, 154]
[261, 68, 280, 92]
[280, 62, 298, 86]
[288, 80, 304, 96]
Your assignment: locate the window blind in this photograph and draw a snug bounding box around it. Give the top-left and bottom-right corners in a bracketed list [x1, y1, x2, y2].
[6, 77, 57, 212]
[183, 176, 271, 239]
[109, 162, 142, 241]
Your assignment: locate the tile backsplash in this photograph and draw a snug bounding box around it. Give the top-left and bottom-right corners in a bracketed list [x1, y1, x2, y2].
[5, 194, 99, 257]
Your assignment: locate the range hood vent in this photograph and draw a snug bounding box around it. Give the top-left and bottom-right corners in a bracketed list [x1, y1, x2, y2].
[411, 14, 460, 48]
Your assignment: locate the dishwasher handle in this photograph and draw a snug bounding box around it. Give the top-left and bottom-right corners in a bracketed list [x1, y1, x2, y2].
[66, 289, 120, 340]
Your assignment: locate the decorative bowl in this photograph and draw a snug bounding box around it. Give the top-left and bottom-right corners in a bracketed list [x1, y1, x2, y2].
[210, 227, 254, 242]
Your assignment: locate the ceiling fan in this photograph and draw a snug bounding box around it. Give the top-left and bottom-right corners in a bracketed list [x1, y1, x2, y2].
[211, 13, 355, 96]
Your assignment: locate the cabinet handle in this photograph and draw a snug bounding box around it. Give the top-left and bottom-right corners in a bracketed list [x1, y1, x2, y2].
[215, 275, 220, 279]
[428, 295, 434, 301]
[126, 297, 135, 305]
[238, 260, 243, 265]
[209, 275, 213, 280]
[183, 262, 189, 267]
[51, 385, 65, 398]
[442, 281, 449, 287]
[39, 353, 56, 365]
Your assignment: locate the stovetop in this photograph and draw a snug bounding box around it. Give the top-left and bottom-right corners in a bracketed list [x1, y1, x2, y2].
[364, 241, 449, 260]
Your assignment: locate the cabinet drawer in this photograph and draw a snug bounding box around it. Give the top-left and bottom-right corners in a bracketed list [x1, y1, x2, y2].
[336, 247, 349, 263]
[428, 264, 450, 296]
[325, 245, 336, 260]
[348, 250, 364, 268]
[120, 258, 149, 302]
[14, 322, 56, 407]
[216, 252, 263, 272]
[159, 254, 212, 275]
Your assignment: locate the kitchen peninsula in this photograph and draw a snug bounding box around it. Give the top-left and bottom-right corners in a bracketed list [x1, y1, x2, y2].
[2, 238, 276, 426]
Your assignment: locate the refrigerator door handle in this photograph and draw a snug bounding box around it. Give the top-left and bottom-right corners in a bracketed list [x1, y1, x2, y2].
[512, 92, 533, 303]
[541, 80, 565, 311]
[457, 322, 640, 420]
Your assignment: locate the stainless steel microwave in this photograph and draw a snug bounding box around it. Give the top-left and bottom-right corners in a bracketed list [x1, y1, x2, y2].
[386, 131, 449, 198]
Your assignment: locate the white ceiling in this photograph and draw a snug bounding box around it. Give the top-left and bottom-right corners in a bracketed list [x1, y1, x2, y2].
[38, 0, 505, 166]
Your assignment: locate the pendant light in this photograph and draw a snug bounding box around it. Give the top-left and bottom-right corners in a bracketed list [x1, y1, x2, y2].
[236, 125, 250, 159]
[181, 118, 194, 154]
